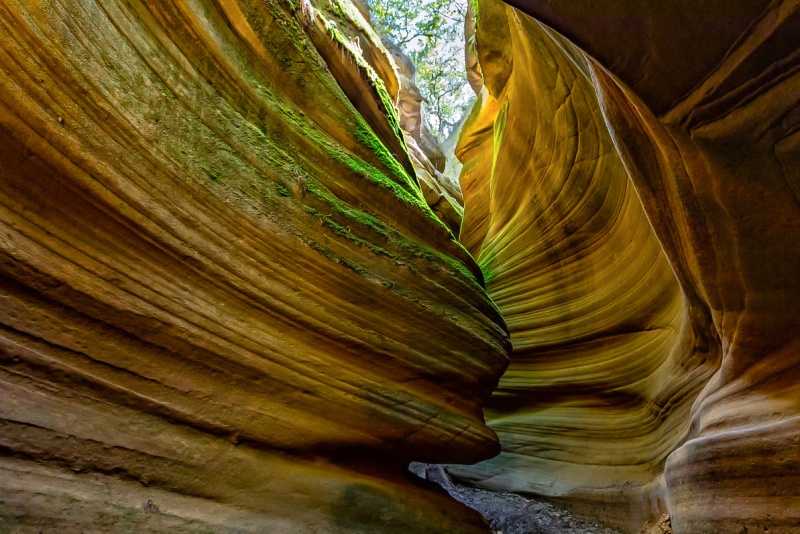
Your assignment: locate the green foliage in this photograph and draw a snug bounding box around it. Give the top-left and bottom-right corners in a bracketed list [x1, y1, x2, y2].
[468, 0, 480, 21]
[368, 0, 472, 139]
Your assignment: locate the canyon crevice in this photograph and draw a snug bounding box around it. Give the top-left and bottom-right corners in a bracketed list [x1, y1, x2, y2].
[0, 0, 798, 533]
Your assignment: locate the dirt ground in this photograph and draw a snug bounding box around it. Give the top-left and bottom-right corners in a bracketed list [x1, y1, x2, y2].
[410, 463, 625, 534]
[445, 483, 624, 534]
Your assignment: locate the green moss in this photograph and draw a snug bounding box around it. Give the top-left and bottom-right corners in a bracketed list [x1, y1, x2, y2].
[452, 198, 465, 217]
[301, 176, 480, 285]
[405, 239, 477, 282]
[304, 179, 387, 234]
[263, 0, 344, 99]
[246, 3, 432, 228]
[469, 0, 481, 23]
[325, 19, 339, 39]
[203, 166, 224, 183]
[275, 94, 418, 205]
[320, 16, 416, 187]
[308, 241, 336, 261]
[337, 257, 368, 274]
[323, 0, 391, 59]
[283, 120, 417, 210]
[325, 0, 345, 19]
[467, 32, 478, 56]
[353, 119, 414, 190]
[480, 265, 498, 285]
[477, 246, 500, 285]
[306, 208, 478, 287]
[305, 238, 368, 276]
[173, 0, 480, 288]
[303, 202, 396, 259]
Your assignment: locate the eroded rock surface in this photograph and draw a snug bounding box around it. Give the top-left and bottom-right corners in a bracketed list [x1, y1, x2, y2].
[453, 1, 800, 533]
[2, 0, 798, 532]
[382, 36, 464, 234]
[0, 0, 509, 531]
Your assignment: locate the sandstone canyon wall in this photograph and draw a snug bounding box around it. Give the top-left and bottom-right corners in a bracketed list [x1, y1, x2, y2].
[1, 0, 799, 532]
[453, 1, 800, 533]
[0, 0, 510, 531]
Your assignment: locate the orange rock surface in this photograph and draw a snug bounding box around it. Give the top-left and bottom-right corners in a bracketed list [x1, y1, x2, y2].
[1, 0, 798, 532]
[0, 0, 509, 531]
[453, 1, 800, 532]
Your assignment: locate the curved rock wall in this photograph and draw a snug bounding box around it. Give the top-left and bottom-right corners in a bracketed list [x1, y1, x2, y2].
[451, 2, 718, 529]
[455, 0, 800, 532]
[3, 0, 797, 531]
[0, 0, 509, 531]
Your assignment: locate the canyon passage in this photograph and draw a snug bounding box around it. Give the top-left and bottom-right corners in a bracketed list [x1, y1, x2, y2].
[0, 0, 798, 533]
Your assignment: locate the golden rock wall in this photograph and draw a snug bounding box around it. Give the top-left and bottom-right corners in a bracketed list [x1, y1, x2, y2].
[455, 1, 800, 532]
[0, 0, 509, 531]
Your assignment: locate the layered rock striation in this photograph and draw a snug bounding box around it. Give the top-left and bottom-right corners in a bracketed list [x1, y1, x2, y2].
[2, 0, 798, 532]
[0, 0, 509, 531]
[454, 0, 800, 532]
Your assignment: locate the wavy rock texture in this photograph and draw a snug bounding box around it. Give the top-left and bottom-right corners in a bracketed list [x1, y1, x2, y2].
[451, 3, 717, 529]
[0, 0, 510, 531]
[453, 1, 800, 532]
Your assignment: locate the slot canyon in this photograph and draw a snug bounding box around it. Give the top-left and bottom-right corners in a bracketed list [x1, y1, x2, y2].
[0, 0, 798, 532]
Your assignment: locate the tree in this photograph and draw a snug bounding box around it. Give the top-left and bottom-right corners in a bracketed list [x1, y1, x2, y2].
[368, 0, 472, 139]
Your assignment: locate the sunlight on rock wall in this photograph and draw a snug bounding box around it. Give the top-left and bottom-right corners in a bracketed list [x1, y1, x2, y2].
[0, 0, 509, 531]
[454, 1, 800, 532]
